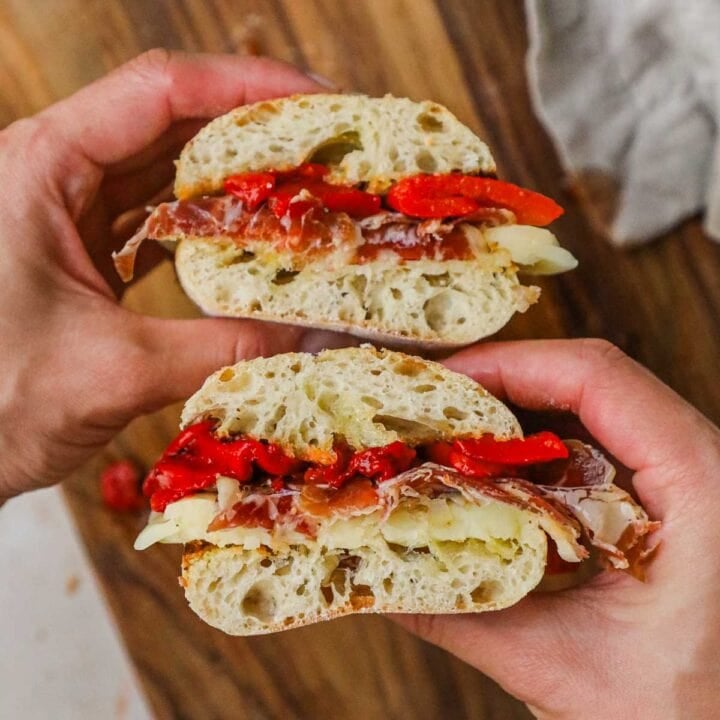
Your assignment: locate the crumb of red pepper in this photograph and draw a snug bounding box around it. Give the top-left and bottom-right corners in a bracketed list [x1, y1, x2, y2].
[65, 574, 80, 595]
[101, 460, 146, 513]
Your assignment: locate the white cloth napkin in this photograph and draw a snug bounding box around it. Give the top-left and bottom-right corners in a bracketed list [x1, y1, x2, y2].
[525, 0, 720, 246]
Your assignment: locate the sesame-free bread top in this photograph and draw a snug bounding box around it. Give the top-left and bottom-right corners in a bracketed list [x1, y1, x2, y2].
[174, 94, 496, 198]
[181, 346, 521, 461]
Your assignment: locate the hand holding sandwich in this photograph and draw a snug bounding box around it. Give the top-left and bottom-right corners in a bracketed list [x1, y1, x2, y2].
[0, 50, 343, 503]
[2, 48, 720, 720]
[397, 339, 720, 720]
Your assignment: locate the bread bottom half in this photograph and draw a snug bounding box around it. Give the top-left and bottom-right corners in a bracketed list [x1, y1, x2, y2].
[174, 238, 538, 347]
[180, 495, 548, 635]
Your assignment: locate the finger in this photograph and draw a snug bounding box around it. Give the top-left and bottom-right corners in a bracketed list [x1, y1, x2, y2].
[113, 316, 359, 420]
[443, 339, 720, 512]
[122, 315, 340, 415]
[390, 585, 605, 708]
[102, 119, 207, 216]
[104, 118, 207, 177]
[44, 50, 327, 168]
[297, 329, 361, 353]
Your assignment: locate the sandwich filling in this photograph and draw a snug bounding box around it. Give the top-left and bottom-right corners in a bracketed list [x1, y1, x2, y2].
[136, 421, 657, 576]
[113, 165, 577, 282]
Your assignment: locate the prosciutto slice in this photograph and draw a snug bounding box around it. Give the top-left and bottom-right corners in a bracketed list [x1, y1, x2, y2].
[202, 441, 657, 577]
[111, 195, 509, 281]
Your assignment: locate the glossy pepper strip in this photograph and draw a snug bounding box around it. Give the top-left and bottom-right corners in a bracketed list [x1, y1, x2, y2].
[144, 421, 303, 511]
[223, 172, 276, 211]
[269, 179, 381, 219]
[145, 423, 567, 511]
[426, 441, 516, 478]
[224, 163, 381, 219]
[426, 432, 567, 479]
[386, 174, 564, 225]
[144, 459, 224, 512]
[455, 432, 569, 465]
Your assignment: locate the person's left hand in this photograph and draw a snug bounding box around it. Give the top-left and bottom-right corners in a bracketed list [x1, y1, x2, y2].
[0, 50, 343, 503]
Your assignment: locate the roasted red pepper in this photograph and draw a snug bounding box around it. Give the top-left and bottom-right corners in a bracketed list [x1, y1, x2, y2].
[226, 165, 562, 224]
[144, 422, 301, 511]
[456, 432, 569, 465]
[144, 459, 222, 512]
[347, 441, 417, 482]
[425, 441, 453, 466]
[269, 477, 286, 493]
[446, 451, 517, 479]
[244, 441, 303, 476]
[224, 172, 276, 211]
[163, 419, 217, 456]
[303, 442, 416, 488]
[387, 174, 564, 225]
[304, 444, 354, 488]
[224, 164, 381, 219]
[146, 423, 567, 511]
[100, 460, 145, 513]
[426, 432, 566, 479]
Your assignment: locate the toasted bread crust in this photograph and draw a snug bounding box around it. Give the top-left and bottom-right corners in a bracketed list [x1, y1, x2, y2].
[174, 94, 496, 198]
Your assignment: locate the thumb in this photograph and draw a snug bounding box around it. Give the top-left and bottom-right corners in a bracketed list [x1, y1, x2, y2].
[391, 578, 618, 710]
[126, 315, 307, 413]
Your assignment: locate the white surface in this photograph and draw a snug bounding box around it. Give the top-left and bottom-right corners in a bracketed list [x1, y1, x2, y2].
[0, 486, 152, 720]
[526, 0, 720, 245]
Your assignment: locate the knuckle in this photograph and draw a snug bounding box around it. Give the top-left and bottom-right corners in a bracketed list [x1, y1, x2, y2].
[233, 332, 272, 363]
[1, 115, 53, 152]
[0, 116, 63, 193]
[126, 47, 174, 83]
[403, 613, 447, 646]
[580, 338, 628, 370]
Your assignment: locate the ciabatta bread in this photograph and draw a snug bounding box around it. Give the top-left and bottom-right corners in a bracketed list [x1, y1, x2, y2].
[180, 346, 521, 459]
[175, 94, 496, 198]
[175, 238, 538, 348]
[181, 500, 548, 635]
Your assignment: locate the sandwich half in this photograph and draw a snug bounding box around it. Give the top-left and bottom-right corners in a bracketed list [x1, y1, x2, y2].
[135, 347, 656, 635]
[114, 94, 577, 347]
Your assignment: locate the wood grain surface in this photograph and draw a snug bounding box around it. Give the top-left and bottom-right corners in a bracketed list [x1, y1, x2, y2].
[2, 1, 720, 719]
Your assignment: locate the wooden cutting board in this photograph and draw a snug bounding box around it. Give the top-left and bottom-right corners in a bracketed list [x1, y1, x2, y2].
[3, 1, 720, 718]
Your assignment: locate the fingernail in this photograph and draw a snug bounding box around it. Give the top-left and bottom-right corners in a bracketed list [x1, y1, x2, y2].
[305, 71, 339, 90]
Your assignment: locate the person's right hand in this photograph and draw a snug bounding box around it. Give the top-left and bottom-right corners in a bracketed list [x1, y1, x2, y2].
[395, 339, 720, 720]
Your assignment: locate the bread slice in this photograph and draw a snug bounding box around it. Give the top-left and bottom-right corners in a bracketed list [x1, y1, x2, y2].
[175, 94, 496, 198]
[181, 500, 548, 636]
[174, 237, 538, 348]
[180, 346, 521, 461]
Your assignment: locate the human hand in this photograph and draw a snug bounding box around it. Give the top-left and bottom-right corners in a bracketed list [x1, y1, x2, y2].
[395, 339, 720, 719]
[0, 50, 346, 503]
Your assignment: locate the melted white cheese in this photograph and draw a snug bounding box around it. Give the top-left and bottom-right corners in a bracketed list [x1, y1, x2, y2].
[483, 224, 578, 275]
